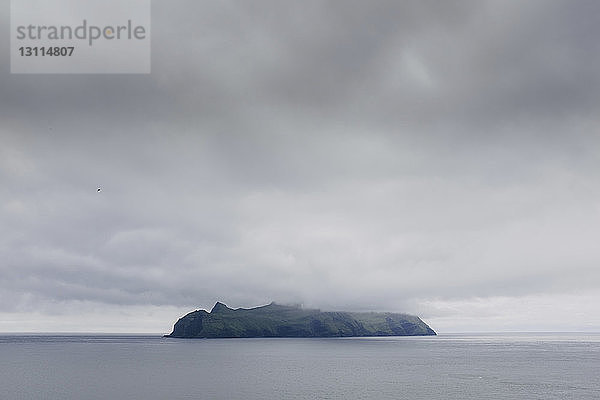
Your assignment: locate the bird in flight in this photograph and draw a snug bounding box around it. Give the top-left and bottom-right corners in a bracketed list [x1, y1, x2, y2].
[97, 187, 102, 192]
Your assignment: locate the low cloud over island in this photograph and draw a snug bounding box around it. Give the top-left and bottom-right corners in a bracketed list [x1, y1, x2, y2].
[1, 0, 600, 333]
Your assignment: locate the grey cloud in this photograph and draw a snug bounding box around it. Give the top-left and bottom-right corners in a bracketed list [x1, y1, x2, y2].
[1, 0, 600, 331]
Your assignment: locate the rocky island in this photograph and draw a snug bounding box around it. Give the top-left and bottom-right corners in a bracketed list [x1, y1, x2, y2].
[165, 302, 436, 338]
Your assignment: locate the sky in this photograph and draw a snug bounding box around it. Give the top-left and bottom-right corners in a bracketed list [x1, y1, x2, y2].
[1, 0, 600, 333]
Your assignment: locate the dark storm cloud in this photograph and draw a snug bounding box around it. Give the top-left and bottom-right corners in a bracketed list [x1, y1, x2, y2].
[1, 0, 600, 331]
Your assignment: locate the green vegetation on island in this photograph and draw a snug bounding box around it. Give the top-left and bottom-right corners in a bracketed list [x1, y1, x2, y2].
[165, 302, 436, 338]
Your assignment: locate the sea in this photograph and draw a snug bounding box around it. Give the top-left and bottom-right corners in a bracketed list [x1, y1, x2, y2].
[1, 333, 598, 399]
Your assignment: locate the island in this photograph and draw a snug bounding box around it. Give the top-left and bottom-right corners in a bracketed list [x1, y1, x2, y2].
[165, 302, 436, 338]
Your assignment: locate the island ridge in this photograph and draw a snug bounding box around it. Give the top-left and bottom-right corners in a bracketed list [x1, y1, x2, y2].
[165, 302, 436, 338]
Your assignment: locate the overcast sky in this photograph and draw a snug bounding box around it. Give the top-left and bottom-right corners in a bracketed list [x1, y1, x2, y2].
[2, 0, 600, 333]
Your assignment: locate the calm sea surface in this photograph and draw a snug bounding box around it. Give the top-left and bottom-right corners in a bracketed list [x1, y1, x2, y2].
[1, 333, 599, 399]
